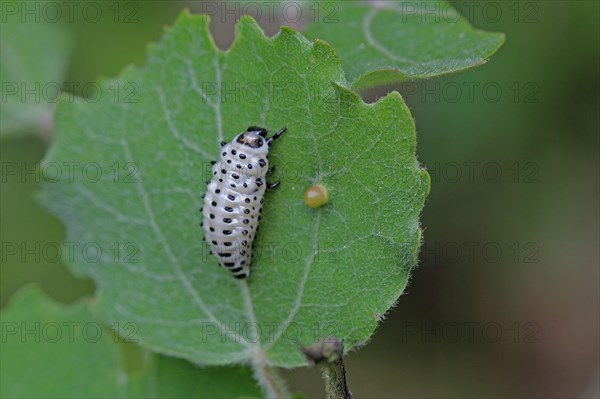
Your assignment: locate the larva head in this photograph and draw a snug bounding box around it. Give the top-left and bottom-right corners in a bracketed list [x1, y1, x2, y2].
[236, 127, 267, 149]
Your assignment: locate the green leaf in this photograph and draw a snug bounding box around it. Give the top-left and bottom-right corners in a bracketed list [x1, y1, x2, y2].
[128, 356, 262, 399]
[1, 286, 121, 398]
[0, 286, 261, 398]
[39, 12, 429, 368]
[0, 0, 73, 137]
[304, 1, 505, 90]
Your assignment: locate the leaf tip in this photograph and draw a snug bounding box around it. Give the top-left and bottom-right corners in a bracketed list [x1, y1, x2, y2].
[491, 31, 507, 53]
[174, 8, 210, 26]
[312, 37, 335, 55]
[236, 14, 261, 32]
[233, 15, 269, 47]
[276, 25, 304, 46]
[280, 25, 297, 35]
[498, 31, 507, 43]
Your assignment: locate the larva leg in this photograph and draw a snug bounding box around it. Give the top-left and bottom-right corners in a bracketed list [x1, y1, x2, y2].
[266, 126, 286, 146]
[266, 165, 279, 189]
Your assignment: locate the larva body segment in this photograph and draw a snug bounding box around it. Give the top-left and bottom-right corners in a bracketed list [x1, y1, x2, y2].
[202, 126, 285, 279]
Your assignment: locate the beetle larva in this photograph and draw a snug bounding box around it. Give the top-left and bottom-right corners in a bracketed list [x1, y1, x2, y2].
[201, 126, 286, 279]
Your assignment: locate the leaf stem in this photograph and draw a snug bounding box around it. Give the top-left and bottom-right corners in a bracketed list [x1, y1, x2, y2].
[240, 280, 290, 399]
[251, 354, 291, 399]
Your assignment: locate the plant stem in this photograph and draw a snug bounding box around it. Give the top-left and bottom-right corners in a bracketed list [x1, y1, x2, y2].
[319, 357, 353, 399]
[301, 337, 353, 399]
[251, 351, 291, 399]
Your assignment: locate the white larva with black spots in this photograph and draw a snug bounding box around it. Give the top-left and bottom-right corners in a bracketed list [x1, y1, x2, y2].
[201, 126, 286, 279]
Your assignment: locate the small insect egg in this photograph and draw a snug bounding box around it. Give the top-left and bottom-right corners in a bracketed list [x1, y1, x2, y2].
[303, 184, 329, 208]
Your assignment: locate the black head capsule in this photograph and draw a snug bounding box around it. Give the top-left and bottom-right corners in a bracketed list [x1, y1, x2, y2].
[247, 126, 268, 137]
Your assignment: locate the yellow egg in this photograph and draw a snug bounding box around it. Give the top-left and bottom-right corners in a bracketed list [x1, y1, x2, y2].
[303, 184, 329, 208]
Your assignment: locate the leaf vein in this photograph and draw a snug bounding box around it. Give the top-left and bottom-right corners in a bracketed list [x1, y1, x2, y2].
[120, 139, 248, 349]
[156, 87, 213, 159]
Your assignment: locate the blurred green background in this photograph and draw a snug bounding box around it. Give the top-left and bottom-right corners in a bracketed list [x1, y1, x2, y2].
[1, 1, 598, 398]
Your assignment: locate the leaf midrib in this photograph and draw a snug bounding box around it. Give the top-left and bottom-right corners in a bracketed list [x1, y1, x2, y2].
[121, 138, 252, 353]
